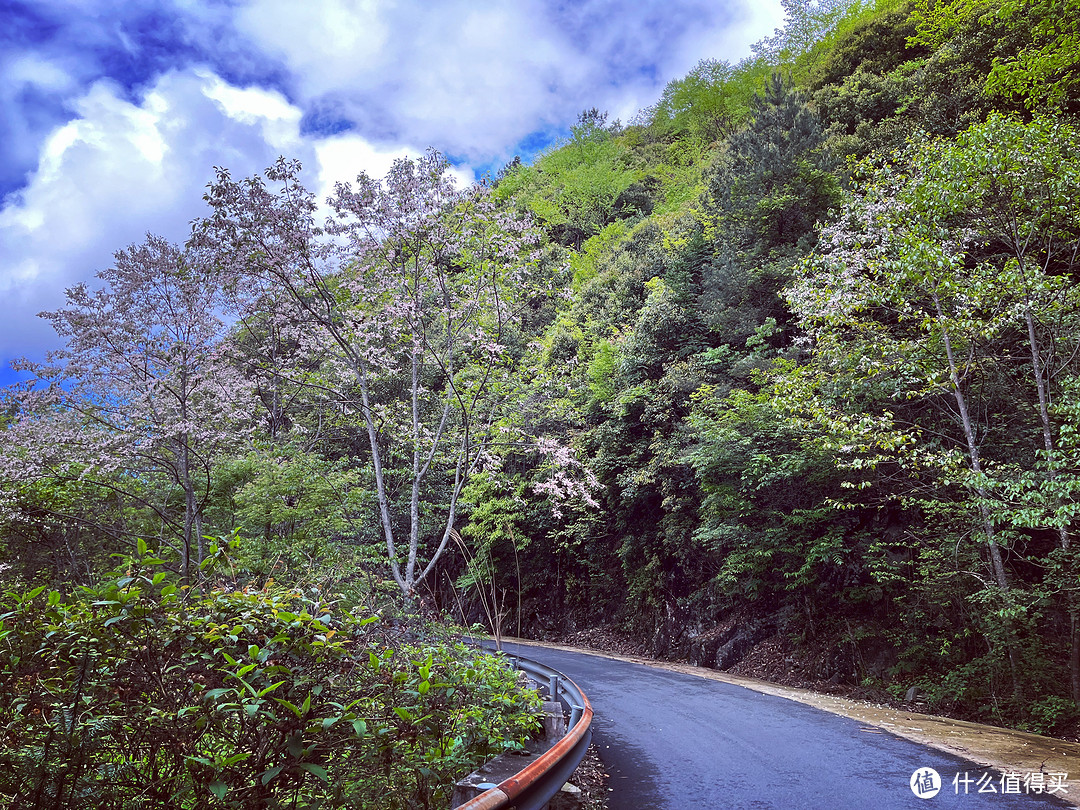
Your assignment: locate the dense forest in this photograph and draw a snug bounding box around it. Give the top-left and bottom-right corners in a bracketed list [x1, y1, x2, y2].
[3, 0, 1080, 801]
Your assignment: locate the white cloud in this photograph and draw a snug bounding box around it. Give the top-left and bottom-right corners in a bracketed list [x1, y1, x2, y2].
[231, 0, 780, 161]
[198, 69, 304, 152]
[0, 0, 789, 373]
[236, 0, 389, 93]
[0, 69, 314, 359]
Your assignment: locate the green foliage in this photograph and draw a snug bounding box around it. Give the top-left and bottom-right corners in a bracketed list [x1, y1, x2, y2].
[1021, 696, 1080, 736]
[495, 118, 639, 249]
[227, 447, 378, 572]
[0, 539, 540, 809]
[647, 59, 759, 144]
[685, 384, 873, 607]
[907, 0, 993, 50]
[987, 0, 1080, 111]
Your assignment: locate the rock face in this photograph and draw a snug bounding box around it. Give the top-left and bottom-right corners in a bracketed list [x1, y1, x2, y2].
[715, 624, 768, 670]
[689, 625, 739, 667]
[688, 620, 772, 671]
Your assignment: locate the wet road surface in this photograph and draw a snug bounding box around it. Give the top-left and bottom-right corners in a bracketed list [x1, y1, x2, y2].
[495, 641, 1076, 809]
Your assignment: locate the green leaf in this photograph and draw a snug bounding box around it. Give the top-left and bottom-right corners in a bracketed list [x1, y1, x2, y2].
[299, 763, 329, 783]
[261, 764, 285, 785]
[258, 680, 286, 697]
[274, 698, 303, 718]
[351, 719, 367, 737]
[287, 734, 304, 758]
[209, 781, 228, 800]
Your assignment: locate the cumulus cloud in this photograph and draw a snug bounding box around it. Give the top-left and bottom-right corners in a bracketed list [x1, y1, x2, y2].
[0, 67, 411, 362]
[1, 0, 786, 378]
[233, 0, 782, 161]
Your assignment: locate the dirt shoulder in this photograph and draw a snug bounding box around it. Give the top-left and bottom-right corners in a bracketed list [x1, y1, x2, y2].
[504, 637, 1080, 808]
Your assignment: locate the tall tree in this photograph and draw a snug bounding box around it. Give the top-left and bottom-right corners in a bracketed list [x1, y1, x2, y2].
[196, 152, 553, 600]
[786, 114, 1080, 704]
[1, 236, 247, 581]
[702, 73, 840, 345]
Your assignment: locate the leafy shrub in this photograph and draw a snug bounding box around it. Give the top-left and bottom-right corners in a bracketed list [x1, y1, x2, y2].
[0, 538, 541, 809]
[1021, 696, 1080, 737]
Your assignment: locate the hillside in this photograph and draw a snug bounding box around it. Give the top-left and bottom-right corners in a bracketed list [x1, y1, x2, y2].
[3, 0, 1080, 769]
[476, 0, 1080, 737]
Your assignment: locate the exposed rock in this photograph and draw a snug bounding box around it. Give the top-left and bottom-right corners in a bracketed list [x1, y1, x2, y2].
[905, 686, 928, 706]
[688, 623, 738, 667]
[715, 621, 771, 671]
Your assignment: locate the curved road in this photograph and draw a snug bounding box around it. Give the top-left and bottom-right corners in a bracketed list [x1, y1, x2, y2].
[496, 641, 1075, 809]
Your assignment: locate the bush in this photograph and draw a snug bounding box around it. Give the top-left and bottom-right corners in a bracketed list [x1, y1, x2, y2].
[0, 538, 541, 809]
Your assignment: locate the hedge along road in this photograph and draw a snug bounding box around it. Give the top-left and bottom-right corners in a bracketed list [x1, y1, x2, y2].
[493, 640, 1078, 809]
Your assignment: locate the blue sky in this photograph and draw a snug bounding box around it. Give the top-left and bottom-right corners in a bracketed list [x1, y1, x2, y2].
[0, 0, 784, 386]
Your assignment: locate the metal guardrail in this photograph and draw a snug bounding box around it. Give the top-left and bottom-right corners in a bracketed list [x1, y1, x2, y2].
[455, 646, 593, 810]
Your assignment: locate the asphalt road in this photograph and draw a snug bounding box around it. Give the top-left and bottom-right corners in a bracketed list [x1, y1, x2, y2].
[495, 641, 1076, 810]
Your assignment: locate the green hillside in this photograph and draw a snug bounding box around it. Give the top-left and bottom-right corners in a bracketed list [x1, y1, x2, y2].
[4, 9, 1080, 796]
[477, 0, 1080, 734]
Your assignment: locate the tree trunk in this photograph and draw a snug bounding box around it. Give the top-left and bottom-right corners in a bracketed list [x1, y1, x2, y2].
[935, 292, 1023, 699]
[177, 439, 194, 584]
[354, 358, 404, 594]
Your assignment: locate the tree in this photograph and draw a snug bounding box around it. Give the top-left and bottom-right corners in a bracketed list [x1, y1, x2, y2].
[650, 59, 752, 144]
[785, 114, 1080, 705]
[1, 236, 248, 581]
[986, 0, 1080, 111]
[928, 114, 1080, 703]
[752, 0, 861, 78]
[701, 73, 840, 346]
[196, 152, 553, 600]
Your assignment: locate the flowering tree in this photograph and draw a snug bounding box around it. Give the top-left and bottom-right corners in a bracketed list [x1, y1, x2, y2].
[2, 236, 249, 581]
[196, 151, 553, 599]
[785, 114, 1080, 703]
